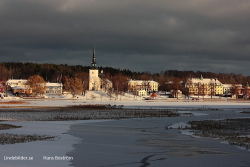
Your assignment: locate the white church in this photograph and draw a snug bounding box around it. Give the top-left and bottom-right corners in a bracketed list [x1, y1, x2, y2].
[88, 45, 112, 91]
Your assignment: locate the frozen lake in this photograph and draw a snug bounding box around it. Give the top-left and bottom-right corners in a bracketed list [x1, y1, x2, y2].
[68, 109, 250, 167]
[1, 100, 250, 167]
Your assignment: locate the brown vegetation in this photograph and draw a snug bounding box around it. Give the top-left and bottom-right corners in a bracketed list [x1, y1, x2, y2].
[64, 77, 83, 97]
[27, 75, 46, 95]
[0, 101, 30, 105]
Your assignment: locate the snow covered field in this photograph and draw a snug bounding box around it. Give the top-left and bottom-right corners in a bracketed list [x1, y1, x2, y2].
[1, 90, 249, 109]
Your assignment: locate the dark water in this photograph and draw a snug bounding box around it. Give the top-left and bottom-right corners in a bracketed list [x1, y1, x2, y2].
[68, 109, 250, 167]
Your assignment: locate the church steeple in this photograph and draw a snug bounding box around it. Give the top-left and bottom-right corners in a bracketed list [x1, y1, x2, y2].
[91, 44, 97, 69]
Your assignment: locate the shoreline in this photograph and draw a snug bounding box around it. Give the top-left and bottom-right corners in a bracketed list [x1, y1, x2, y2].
[0, 98, 250, 109]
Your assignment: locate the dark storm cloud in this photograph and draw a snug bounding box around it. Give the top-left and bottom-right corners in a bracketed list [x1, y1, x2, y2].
[0, 0, 250, 75]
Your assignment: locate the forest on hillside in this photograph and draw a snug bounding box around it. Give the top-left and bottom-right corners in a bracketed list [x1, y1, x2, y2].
[0, 62, 250, 91]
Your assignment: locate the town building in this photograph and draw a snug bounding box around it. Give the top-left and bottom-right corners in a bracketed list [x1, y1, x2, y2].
[244, 83, 250, 99]
[6, 79, 27, 88]
[6, 79, 32, 96]
[6, 79, 63, 96]
[128, 80, 159, 96]
[11, 85, 33, 96]
[186, 76, 244, 97]
[88, 45, 112, 91]
[186, 76, 223, 96]
[45, 83, 63, 94]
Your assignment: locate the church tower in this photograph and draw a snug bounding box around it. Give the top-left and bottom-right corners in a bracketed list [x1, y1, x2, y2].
[89, 45, 100, 90]
[91, 44, 97, 69]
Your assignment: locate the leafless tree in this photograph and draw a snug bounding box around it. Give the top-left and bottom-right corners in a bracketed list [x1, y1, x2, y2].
[64, 77, 83, 97]
[185, 79, 192, 99]
[74, 72, 89, 96]
[209, 81, 215, 99]
[230, 84, 238, 99]
[171, 77, 181, 99]
[27, 75, 46, 96]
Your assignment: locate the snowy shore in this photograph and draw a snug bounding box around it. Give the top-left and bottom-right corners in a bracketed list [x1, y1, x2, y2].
[1, 90, 250, 109]
[1, 97, 250, 109]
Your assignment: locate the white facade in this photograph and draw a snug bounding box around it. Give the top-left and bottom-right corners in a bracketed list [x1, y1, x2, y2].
[128, 80, 159, 92]
[89, 69, 101, 91]
[45, 83, 63, 94]
[186, 77, 223, 95]
[88, 69, 112, 91]
[7, 79, 27, 88]
[136, 89, 147, 96]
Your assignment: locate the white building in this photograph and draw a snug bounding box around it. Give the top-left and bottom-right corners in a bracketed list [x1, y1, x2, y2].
[128, 80, 159, 94]
[128, 80, 159, 92]
[7, 79, 62, 95]
[186, 76, 223, 96]
[45, 83, 63, 94]
[7, 79, 27, 88]
[88, 45, 112, 91]
[6, 79, 31, 96]
[136, 89, 147, 97]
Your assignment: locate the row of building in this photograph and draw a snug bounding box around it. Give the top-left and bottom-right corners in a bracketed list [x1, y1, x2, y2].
[127, 77, 250, 98]
[185, 76, 250, 98]
[0, 79, 62, 97]
[0, 76, 248, 98]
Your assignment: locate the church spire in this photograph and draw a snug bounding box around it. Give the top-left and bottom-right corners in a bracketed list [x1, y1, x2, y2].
[91, 44, 97, 69]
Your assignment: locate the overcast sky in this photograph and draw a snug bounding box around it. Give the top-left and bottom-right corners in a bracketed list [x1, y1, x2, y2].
[0, 0, 250, 75]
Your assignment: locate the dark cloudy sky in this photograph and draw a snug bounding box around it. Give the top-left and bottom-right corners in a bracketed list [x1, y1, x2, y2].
[0, 0, 250, 75]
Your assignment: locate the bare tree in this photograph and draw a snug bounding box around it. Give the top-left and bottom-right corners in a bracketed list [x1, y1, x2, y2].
[230, 84, 238, 99]
[184, 79, 192, 99]
[171, 77, 181, 99]
[64, 77, 83, 97]
[199, 83, 205, 100]
[110, 73, 128, 96]
[74, 72, 89, 96]
[107, 88, 114, 100]
[209, 81, 215, 99]
[27, 75, 46, 96]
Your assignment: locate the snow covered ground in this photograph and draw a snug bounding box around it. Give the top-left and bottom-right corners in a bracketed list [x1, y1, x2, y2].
[0, 90, 250, 109]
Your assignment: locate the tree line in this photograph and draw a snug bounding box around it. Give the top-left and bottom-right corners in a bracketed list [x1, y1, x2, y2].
[1, 62, 250, 93]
